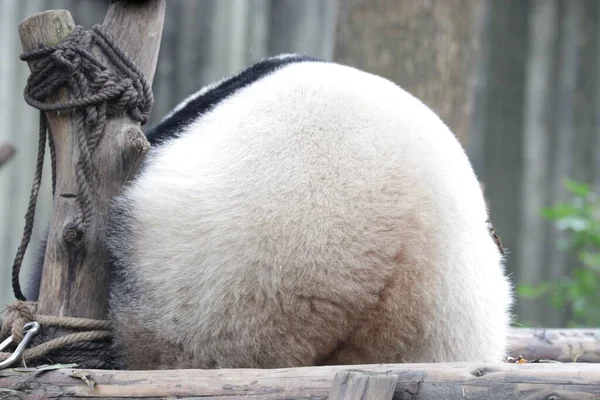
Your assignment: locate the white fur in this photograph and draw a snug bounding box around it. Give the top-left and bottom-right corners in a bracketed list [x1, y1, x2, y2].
[109, 59, 513, 369]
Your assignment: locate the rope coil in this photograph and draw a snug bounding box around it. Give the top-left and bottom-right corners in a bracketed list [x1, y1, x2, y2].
[3, 23, 154, 369]
[0, 302, 112, 369]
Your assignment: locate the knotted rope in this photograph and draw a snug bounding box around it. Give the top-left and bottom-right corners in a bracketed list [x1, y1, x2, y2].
[3, 23, 153, 369]
[0, 302, 112, 368]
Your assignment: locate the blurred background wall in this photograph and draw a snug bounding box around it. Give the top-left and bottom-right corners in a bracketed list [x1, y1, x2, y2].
[1, 0, 599, 329]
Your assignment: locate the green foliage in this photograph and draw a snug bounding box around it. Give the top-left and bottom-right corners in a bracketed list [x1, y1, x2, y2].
[517, 179, 600, 327]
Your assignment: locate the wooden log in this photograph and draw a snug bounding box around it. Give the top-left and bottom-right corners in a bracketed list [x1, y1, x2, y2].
[507, 328, 600, 363]
[0, 143, 15, 168]
[17, 1, 165, 324]
[329, 371, 397, 400]
[1, 362, 600, 399]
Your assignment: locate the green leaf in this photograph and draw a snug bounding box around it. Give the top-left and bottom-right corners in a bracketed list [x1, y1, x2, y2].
[564, 179, 591, 197]
[534, 179, 600, 326]
[517, 283, 550, 298]
[540, 203, 579, 220]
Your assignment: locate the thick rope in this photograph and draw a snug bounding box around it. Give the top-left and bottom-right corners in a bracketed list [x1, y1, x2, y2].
[1, 302, 111, 343]
[11, 116, 48, 301]
[1, 301, 112, 368]
[6, 24, 154, 369]
[48, 124, 56, 197]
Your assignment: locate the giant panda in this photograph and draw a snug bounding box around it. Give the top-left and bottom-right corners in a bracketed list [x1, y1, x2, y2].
[28, 54, 513, 370]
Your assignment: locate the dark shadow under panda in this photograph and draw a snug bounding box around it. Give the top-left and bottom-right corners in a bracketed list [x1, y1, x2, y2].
[27, 54, 513, 369]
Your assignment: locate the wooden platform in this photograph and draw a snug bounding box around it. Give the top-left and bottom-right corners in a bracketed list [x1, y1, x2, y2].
[2, 362, 600, 399]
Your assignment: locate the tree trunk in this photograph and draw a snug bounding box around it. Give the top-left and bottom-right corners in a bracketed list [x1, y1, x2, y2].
[17, 1, 165, 323]
[333, 0, 486, 146]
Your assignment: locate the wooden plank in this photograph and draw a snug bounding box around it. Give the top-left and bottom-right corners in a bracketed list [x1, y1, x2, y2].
[507, 328, 600, 363]
[329, 371, 397, 400]
[1, 362, 600, 399]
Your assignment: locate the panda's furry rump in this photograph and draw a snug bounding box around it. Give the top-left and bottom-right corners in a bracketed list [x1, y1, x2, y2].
[104, 54, 513, 370]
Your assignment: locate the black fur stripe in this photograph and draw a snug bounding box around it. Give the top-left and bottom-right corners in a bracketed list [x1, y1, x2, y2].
[145, 54, 322, 145]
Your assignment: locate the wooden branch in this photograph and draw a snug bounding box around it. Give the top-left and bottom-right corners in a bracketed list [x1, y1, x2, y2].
[508, 328, 600, 363]
[1, 362, 600, 399]
[0, 143, 15, 168]
[17, 1, 165, 323]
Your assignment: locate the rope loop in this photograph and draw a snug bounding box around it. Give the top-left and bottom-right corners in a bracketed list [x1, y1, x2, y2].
[1, 301, 113, 369]
[20, 25, 153, 124]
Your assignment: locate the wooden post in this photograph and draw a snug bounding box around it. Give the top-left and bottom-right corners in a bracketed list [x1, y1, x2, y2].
[17, 1, 165, 324]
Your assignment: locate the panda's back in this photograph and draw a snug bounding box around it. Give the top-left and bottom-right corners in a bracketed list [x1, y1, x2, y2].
[108, 56, 512, 369]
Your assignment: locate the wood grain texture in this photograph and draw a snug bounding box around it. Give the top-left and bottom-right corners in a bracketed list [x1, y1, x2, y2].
[508, 328, 600, 363]
[329, 371, 397, 400]
[17, 1, 164, 324]
[1, 362, 600, 399]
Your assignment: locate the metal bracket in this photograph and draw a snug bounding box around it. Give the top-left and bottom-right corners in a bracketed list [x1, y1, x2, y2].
[0, 321, 41, 369]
